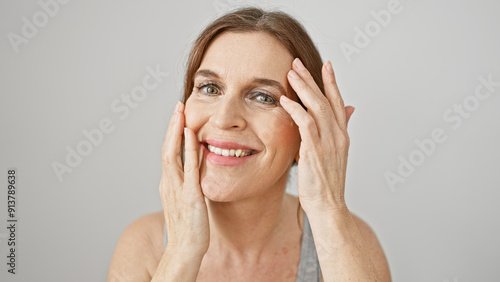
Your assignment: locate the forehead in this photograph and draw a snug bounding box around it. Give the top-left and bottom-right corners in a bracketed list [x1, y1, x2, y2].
[198, 31, 294, 82]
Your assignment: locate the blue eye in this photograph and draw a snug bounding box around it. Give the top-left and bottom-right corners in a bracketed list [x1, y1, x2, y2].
[254, 93, 277, 105]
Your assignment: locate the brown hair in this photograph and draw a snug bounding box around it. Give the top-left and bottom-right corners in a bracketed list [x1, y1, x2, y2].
[181, 7, 324, 231]
[181, 6, 324, 107]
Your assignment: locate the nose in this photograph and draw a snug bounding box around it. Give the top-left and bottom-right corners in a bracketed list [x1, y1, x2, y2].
[208, 93, 247, 130]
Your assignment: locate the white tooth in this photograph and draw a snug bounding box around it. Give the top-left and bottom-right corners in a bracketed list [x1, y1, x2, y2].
[222, 149, 229, 156]
[208, 145, 213, 152]
[215, 147, 222, 155]
[235, 149, 242, 157]
[229, 149, 235, 156]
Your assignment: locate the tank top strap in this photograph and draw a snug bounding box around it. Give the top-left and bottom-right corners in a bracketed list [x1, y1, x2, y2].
[296, 211, 322, 281]
[162, 211, 322, 281]
[163, 224, 167, 249]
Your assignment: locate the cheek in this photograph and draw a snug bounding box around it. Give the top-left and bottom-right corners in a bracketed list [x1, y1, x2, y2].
[184, 97, 207, 130]
[262, 114, 300, 153]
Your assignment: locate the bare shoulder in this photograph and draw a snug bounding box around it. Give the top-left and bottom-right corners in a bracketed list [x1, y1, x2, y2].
[350, 212, 392, 282]
[108, 211, 165, 282]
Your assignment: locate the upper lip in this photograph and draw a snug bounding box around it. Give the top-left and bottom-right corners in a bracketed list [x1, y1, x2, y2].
[202, 139, 259, 152]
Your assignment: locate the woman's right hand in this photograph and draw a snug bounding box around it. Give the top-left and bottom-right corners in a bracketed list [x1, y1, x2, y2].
[159, 101, 210, 256]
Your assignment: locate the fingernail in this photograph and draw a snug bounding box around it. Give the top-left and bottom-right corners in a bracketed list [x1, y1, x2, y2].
[294, 58, 305, 70]
[175, 101, 182, 112]
[326, 61, 334, 73]
[184, 127, 188, 137]
[288, 70, 299, 79]
[280, 95, 291, 102]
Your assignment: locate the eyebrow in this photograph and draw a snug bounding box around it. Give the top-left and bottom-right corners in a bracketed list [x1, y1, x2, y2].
[194, 69, 287, 96]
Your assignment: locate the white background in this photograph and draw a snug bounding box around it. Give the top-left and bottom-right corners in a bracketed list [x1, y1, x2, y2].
[1, 0, 499, 281]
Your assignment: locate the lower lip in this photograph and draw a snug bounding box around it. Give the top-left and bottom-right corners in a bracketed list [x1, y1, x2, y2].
[202, 145, 257, 166]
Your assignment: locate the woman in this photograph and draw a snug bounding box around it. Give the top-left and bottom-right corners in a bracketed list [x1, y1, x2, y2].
[108, 7, 391, 281]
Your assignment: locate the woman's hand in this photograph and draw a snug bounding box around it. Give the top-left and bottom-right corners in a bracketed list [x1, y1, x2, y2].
[280, 58, 355, 214]
[281, 59, 387, 281]
[152, 102, 208, 280]
[159, 101, 210, 256]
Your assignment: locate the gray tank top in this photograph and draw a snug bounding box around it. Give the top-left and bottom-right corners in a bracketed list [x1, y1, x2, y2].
[163, 211, 322, 281]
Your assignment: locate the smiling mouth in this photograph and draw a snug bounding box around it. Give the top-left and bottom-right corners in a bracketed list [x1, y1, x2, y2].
[206, 144, 256, 157]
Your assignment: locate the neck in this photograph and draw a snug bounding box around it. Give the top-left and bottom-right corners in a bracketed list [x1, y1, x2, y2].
[205, 181, 300, 263]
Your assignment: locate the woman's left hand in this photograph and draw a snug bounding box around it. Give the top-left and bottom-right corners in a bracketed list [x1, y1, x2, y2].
[280, 58, 355, 215]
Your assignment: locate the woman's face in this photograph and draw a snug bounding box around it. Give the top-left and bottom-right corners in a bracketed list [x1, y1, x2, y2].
[185, 31, 300, 202]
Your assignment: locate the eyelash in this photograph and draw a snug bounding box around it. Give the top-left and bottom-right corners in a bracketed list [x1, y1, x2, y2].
[196, 82, 278, 105]
[196, 82, 219, 96]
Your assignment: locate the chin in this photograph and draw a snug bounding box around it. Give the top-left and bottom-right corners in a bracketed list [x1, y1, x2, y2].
[200, 177, 246, 202]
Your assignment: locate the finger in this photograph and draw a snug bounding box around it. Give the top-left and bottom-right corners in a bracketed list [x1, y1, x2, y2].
[288, 69, 338, 138]
[322, 61, 347, 131]
[292, 58, 325, 101]
[182, 127, 201, 192]
[280, 95, 319, 147]
[345, 106, 355, 128]
[161, 101, 185, 184]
